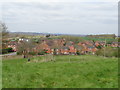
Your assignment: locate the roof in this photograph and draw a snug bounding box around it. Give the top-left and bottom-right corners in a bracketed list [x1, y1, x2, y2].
[112, 42, 118, 44]
[74, 45, 83, 50]
[46, 40, 54, 46]
[86, 45, 95, 48]
[61, 46, 69, 49]
[66, 41, 73, 46]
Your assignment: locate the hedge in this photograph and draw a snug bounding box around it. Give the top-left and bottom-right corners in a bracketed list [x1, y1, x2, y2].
[96, 47, 119, 57]
[0, 48, 14, 54]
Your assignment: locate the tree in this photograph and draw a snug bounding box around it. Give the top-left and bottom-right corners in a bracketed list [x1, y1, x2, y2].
[17, 40, 36, 57]
[46, 34, 50, 38]
[0, 22, 9, 49]
[0, 22, 8, 38]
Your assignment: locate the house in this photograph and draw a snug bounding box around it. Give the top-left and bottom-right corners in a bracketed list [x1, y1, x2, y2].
[111, 42, 118, 47]
[69, 45, 77, 55]
[99, 41, 105, 46]
[86, 45, 97, 54]
[55, 49, 60, 55]
[74, 45, 84, 54]
[18, 38, 29, 42]
[77, 41, 98, 54]
[15, 37, 110, 55]
[7, 41, 17, 51]
[60, 46, 69, 55]
[95, 41, 100, 47]
[35, 41, 51, 53]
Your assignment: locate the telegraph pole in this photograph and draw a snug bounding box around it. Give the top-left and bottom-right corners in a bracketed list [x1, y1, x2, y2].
[68, 35, 71, 63]
[104, 39, 106, 58]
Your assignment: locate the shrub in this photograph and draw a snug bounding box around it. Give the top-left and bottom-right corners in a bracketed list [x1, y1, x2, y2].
[2, 49, 8, 54]
[1, 48, 14, 54]
[38, 52, 44, 55]
[96, 45, 102, 49]
[76, 51, 81, 55]
[7, 48, 14, 52]
[96, 49, 102, 56]
[96, 47, 118, 57]
[17, 52, 21, 55]
[38, 50, 46, 55]
[29, 52, 36, 55]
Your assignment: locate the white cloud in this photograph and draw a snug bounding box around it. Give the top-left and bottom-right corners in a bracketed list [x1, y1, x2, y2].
[2, 2, 117, 23]
[1, 1, 118, 35]
[0, 3, 2, 21]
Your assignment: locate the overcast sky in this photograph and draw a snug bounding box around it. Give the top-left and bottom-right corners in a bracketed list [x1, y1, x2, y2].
[0, 0, 118, 35]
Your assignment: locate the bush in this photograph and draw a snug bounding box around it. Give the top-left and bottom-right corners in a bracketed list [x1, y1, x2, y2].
[7, 48, 14, 52]
[96, 45, 102, 49]
[76, 51, 81, 55]
[96, 47, 118, 57]
[2, 49, 8, 54]
[113, 48, 119, 57]
[29, 52, 36, 55]
[1, 48, 14, 54]
[17, 52, 21, 55]
[0, 49, 2, 54]
[38, 50, 46, 55]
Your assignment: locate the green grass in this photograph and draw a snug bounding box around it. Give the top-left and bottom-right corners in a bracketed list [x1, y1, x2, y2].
[2, 55, 118, 88]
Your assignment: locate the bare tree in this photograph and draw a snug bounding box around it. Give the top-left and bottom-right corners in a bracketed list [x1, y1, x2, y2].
[0, 22, 8, 38]
[17, 40, 36, 58]
[0, 22, 9, 49]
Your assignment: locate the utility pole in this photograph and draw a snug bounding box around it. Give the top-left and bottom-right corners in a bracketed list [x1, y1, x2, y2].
[69, 35, 71, 63]
[104, 39, 106, 58]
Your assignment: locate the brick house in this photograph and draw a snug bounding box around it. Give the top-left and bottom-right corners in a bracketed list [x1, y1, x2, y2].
[77, 41, 98, 54]
[111, 42, 118, 47]
[86, 45, 97, 54]
[60, 46, 70, 55]
[69, 45, 77, 55]
[95, 41, 100, 47]
[35, 41, 51, 53]
[7, 41, 17, 51]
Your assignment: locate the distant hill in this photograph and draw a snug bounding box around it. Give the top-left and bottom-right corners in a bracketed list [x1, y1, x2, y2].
[9, 32, 117, 39]
[9, 32, 86, 37]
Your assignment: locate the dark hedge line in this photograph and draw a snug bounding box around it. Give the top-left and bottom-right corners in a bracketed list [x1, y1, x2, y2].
[0, 48, 14, 54]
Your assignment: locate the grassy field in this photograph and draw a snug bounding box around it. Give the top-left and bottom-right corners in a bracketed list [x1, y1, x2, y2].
[2, 55, 118, 88]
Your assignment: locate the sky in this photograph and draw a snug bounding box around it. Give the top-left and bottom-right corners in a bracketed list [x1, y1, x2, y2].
[0, 0, 118, 35]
